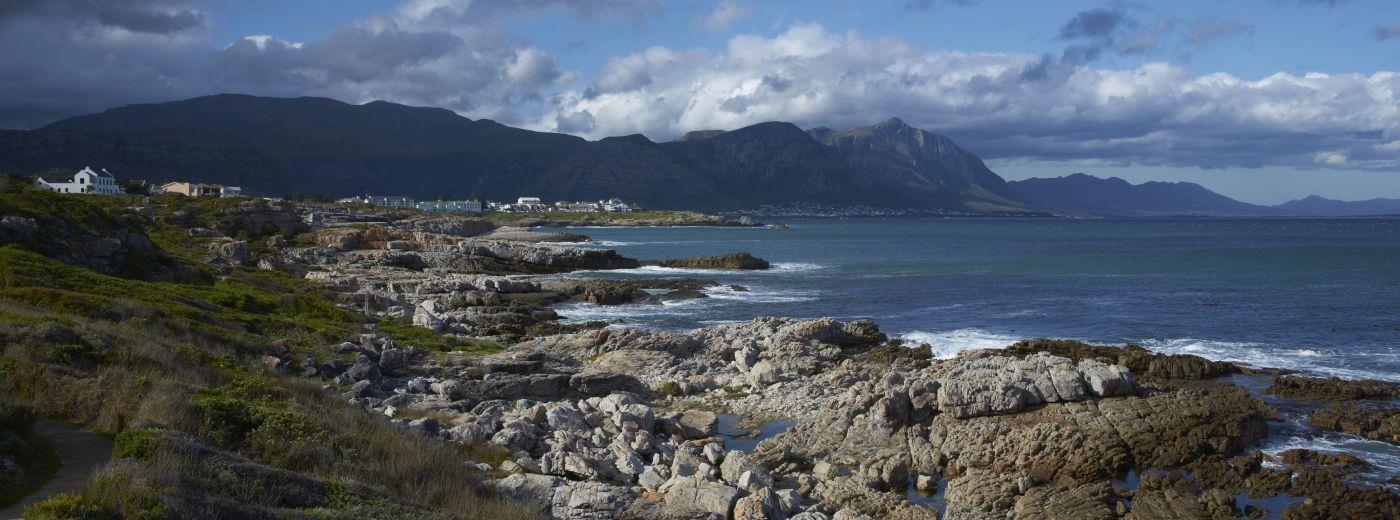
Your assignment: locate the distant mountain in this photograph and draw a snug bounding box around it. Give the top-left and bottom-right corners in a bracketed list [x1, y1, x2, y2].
[0, 94, 1030, 212]
[810, 118, 1029, 211]
[1007, 174, 1269, 216]
[1271, 195, 1400, 216]
[1008, 174, 1400, 217]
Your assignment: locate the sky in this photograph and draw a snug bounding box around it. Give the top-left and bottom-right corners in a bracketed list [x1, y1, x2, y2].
[1, 0, 1398, 204]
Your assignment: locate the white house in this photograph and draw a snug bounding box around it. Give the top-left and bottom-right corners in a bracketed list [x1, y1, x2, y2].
[220, 186, 243, 198]
[601, 198, 632, 212]
[346, 195, 417, 208]
[516, 197, 542, 205]
[417, 200, 482, 213]
[34, 166, 121, 195]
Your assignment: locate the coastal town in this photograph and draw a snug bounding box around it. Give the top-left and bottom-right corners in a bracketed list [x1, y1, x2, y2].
[29, 166, 634, 214]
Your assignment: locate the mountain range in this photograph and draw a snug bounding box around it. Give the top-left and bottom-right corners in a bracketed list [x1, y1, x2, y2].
[1008, 174, 1400, 217]
[0, 94, 1027, 212]
[0, 94, 1395, 216]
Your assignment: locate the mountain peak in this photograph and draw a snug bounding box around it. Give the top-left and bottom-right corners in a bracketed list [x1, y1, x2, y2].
[874, 117, 910, 130]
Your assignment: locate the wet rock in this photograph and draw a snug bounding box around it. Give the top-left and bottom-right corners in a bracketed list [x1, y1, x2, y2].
[1266, 375, 1400, 400]
[658, 252, 770, 270]
[1307, 402, 1400, 443]
[1003, 338, 1238, 380]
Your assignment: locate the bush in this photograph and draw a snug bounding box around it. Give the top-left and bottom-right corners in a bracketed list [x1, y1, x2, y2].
[21, 493, 117, 520]
[0, 397, 35, 433]
[660, 380, 683, 396]
[112, 427, 161, 460]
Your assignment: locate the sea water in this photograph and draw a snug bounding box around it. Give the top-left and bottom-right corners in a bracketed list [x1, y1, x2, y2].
[552, 217, 1400, 381]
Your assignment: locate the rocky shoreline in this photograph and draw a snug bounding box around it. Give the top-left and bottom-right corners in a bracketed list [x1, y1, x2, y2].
[250, 208, 1398, 519]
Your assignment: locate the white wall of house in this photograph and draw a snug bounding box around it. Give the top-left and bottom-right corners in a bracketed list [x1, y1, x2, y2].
[35, 167, 121, 195]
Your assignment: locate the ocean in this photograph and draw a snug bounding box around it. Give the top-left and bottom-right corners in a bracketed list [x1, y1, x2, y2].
[548, 217, 1400, 481]
[551, 217, 1400, 382]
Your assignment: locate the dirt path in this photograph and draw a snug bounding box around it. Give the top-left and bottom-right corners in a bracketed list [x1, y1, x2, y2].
[0, 419, 112, 519]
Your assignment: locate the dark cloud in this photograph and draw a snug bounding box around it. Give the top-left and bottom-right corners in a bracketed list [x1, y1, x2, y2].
[1376, 24, 1400, 41]
[0, 0, 655, 128]
[0, 0, 207, 34]
[1059, 8, 1132, 40]
[1189, 19, 1252, 44]
[903, 0, 975, 11]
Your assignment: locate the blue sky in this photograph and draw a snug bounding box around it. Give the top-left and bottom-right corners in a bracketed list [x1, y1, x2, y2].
[2, 0, 1398, 204]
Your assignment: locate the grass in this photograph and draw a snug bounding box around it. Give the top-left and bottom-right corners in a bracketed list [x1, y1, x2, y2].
[0, 187, 540, 518]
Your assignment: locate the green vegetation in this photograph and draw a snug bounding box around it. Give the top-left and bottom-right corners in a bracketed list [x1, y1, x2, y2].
[0, 187, 538, 518]
[660, 380, 683, 397]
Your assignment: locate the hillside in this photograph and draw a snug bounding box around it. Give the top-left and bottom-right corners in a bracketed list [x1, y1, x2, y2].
[1007, 173, 1269, 216]
[0, 94, 1033, 212]
[0, 182, 535, 518]
[1272, 195, 1400, 216]
[811, 118, 1029, 211]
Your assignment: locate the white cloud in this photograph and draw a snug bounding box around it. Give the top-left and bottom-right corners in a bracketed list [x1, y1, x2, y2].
[699, 1, 749, 31]
[536, 24, 1400, 171]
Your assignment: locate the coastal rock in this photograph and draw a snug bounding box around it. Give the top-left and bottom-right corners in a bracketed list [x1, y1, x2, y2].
[935, 351, 1133, 419]
[676, 410, 719, 439]
[659, 252, 770, 270]
[663, 475, 744, 517]
[1307, 403, 1400, 443]
[1266, 375, 1400, 400]
[551, 481, 638, 520]
[1002, 338, 1237, 380]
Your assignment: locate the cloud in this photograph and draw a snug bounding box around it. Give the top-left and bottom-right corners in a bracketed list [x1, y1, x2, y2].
[698, 1, 749, 31]
[0, 0, 208, 34]
[536, 24, 1400, 172]
[1057, 7, 1165, 63]
[1189, 19, 1253, 44]
[1376, 24, 1400, 41]
[903, 0, 976, 11]
[0, 0, 656, 128]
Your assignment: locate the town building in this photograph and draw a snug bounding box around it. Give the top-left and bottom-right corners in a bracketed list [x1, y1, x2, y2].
[158, 182, 224, 197]
[34, 166, 121, 195]
[340, 195, 417, 208]
[554, 201, 602, 212]
[417, 200, 482, 213]
[601, 198, 632, 212]
[510, 196, 549, 212]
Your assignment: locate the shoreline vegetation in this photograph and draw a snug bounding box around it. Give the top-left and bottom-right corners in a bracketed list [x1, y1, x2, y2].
[0, 182, 1396, 518]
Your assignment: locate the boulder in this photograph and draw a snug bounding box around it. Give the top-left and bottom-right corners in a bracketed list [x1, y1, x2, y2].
[551, 481, 637, 520]
[677, 410, 719, 439]
[378, 348, 408, 376]
[664, 475, 744, 517]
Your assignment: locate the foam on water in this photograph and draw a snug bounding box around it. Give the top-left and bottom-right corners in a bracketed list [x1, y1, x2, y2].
[898, 329, 1024, 359]
[702, 284, 817, 303]
[554, 299, 704, 324]
[770, 262, 826, 272]
[1139, 338, 1400, 382]
[539, 240, 639, 248]
[1259, 433, 1400, 484]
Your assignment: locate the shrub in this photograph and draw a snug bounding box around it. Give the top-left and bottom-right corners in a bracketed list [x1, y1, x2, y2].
[112, 427, 161, 460]
[21, 493, 117, 520]
[660, 380, 683, 396]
